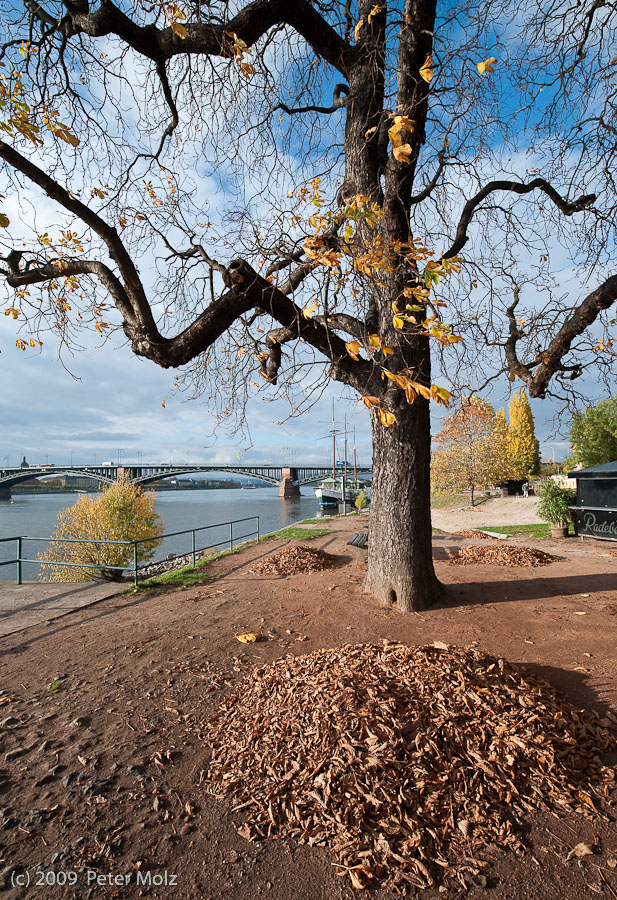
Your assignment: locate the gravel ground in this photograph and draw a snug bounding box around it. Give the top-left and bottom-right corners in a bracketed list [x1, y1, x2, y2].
[431, 496, 544, 533]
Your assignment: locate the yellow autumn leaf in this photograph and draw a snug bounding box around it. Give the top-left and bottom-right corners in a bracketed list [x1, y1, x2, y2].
[0, 213, 9, 227]
[431, 384, 451, 406]
[303, 300, 317, 318]
[170, 20, 188, 38]
[239, 62, 255, 77]
[161, 400, 166, 408]
[392, 115, 415, 133]
[345, 340, 361, 360]
[409, 380, 432, 400]
[378, 407, 397, 427]
[367, 5, 384, 23]
[235, 631, 261, 643]
[388, 127, 403, 147]
[477, 56, 497, 74]
[419, 55, 434, 82]
[362, 395, 380, 409]
[369, 333, 381, 350]
[354, 18, 364, 40]
[393, 144, 412, 163]
[393, 315, 405, 329]
[381, 345, 394, 357]
[405, 383, 417, 405]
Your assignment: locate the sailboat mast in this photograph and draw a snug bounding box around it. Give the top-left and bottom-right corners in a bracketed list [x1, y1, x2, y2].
[331, 400, 336, 479]
[344, 414, 348, 479]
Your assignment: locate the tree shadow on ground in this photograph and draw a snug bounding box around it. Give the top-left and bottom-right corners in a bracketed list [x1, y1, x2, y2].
[438, 572, 617, 607]
[507, 661, 617, 726]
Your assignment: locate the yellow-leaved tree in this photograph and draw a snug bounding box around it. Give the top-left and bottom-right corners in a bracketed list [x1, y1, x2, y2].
[38, 480, 164, 582]
[507, 390, 541, 479]
[431, 396, 511, 506]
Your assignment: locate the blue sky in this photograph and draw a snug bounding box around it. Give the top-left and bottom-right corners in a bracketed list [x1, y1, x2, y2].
[0, 1, 600, 470]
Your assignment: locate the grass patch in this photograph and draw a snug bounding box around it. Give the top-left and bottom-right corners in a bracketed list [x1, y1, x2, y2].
[133, 540, 258, 591]
[131, 524, 335, 591]
[430, 493, 466, 509]
[262, 526, 334, 541]
[300, 512, 366, 525]
[135, 560, 211, 590]
[480, 523, 576, 538]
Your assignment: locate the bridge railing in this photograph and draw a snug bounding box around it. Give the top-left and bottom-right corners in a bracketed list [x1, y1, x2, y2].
[0, 515, 260, 586]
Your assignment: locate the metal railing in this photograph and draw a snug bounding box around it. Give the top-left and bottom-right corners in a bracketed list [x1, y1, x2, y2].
[0, 515, 260, 586]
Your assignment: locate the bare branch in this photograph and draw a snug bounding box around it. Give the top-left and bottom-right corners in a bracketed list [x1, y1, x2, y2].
[444, 178, 596, 259]
[0, 139, 155, 334]
[46, 0, 357, 75]
[0, 256, 134, 322]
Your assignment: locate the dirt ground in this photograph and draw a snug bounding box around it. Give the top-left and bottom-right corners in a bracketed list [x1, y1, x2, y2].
[1, 509, 617, 900]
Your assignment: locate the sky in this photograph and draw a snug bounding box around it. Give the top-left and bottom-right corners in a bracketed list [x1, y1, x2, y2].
[0, 1, 597, 472]
[0, 314, 570, 471]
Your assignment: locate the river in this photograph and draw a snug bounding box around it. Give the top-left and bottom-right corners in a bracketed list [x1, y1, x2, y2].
[0, 487, 327, 581]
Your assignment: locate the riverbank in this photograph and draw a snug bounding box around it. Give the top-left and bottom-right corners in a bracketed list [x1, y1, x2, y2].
[0, 511, 616, 899]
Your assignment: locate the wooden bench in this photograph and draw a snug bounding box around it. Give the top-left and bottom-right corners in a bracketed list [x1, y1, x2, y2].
[347, 532, 369, 558]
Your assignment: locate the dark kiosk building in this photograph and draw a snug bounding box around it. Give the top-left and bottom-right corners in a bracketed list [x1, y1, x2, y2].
[568, 460, 617, 542]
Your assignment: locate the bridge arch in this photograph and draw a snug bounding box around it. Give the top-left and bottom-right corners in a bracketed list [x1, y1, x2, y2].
[0, 466, 115, 491]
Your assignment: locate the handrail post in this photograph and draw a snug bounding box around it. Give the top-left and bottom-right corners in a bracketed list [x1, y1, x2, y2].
[133, 542, 138, 586]
[257, 516, 260, 543]
[191, 529, 196, 568]
[229, 521, 233, 552]
[17, 537, 22, 585]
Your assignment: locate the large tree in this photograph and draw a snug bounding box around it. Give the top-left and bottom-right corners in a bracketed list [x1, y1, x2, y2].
[1, 0, 616, 611]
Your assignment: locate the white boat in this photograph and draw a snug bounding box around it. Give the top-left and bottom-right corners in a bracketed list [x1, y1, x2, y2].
[314, 406, 370, 508]
[314, 477, 369, 508]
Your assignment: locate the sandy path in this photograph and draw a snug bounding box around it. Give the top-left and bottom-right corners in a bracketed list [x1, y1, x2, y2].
[430, 495, 544, 532]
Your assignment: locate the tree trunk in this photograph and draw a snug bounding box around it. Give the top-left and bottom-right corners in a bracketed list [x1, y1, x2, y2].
[365, 399, 440, 612]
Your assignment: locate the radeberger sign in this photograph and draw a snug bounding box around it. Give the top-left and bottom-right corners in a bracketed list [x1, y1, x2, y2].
[571, 507, 617, 541]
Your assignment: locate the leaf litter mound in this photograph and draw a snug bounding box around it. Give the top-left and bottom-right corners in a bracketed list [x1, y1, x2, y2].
[205, 643, 617, 893]
[451, 544, 560, 567]
[456, 530, 500, 540]
[249, 544, 338, 576]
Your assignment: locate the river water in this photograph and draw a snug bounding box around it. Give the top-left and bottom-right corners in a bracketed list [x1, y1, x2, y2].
[0, 487, 326, 581]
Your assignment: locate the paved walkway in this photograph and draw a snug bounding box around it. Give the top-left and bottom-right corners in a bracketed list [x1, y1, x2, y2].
[0, 581, 124, 637]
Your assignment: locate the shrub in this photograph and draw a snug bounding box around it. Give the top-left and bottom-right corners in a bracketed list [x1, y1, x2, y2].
[39, 479, 164, 582]
[355, 490, 368, 510]
[536, 481, 576, 527]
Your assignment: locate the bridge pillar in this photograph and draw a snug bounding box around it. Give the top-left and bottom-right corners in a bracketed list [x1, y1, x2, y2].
[278, 467, 300, 498]
[0, 487, 11, 500]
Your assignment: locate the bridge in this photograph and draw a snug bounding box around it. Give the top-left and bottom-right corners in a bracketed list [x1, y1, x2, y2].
[0, 463, 372, 499]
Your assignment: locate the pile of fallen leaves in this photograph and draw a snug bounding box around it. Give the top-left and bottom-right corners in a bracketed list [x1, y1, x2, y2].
[205, 643, 617, 892]
[249, 544, 338, 576]
[456, 530, 500, 540]
[451, 544, 560, 567]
